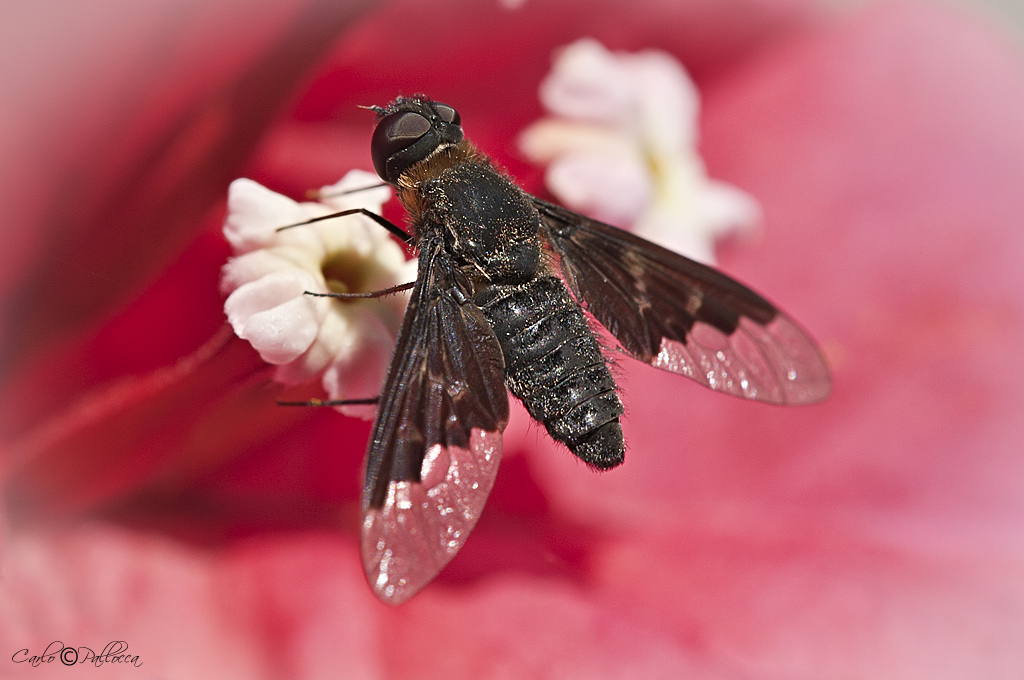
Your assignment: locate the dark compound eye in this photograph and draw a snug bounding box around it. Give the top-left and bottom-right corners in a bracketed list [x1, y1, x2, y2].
[371, 111, 432, 180]
[433, 102, 460, 126]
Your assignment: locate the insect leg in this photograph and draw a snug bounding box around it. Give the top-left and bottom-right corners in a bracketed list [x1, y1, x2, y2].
[277, 208, 412, 244]
[303, 282, 415, 300]
[306, 183, 389, 200]
[277, 397, 380, 407]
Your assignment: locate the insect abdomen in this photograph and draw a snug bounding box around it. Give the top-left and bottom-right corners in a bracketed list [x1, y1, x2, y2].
[476, 276, 625, 469]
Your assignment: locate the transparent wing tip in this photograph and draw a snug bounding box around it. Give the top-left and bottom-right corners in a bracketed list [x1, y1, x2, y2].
[651, 315, 831, 405]
[361, 428, 502, 605]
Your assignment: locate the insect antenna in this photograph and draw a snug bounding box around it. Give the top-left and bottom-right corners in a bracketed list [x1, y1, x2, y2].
[356, 103, 387, 116]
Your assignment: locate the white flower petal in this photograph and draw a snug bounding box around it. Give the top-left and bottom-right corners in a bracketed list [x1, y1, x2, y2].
[625, 49, 700, 150]
[224, 269, 325, 334]
[519, 119, 631, 162]
[224, 179, 307, 253]
[239, 296, 322, 365]
[273, 212, 333, 264]
[221, 170, 412, 400]
[634, 207, 717, 265]
[545, 151, 651, 227]
[523, 38, 762, 264]
[273, 310, 352, 385]
[320, 169, 392, 212]
[699, 180, 763, 237]
[539, 38, 635, 126]
[317, 216, 402, 266]
[322, 314, 395, 420]
[220, 249, 301, 295]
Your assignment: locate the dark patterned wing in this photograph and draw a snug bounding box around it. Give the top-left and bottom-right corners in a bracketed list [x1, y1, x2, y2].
[361, 240, 509, 605]
[534, 198, 830, 405]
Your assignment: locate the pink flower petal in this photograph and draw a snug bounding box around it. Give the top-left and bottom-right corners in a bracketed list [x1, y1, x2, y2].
[383, 576, 720, 678]
[0, 523, 385, 678]
[522, 1, 1024, 543]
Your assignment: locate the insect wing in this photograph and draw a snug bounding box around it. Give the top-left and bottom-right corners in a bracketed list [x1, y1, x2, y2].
[361, 241, 509, 605]
[534, 198, 830, 405]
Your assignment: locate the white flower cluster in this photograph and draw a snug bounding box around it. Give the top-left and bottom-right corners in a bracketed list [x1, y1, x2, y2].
[220, 170, 415, 418]
[519, 38, 760, 263]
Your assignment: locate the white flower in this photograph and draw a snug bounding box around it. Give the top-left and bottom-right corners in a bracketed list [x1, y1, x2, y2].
[220, 170, 416, 418]
[519, 38, 760, 264]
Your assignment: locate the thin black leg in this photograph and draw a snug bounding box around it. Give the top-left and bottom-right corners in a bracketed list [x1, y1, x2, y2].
[304, 281, 414, 300]
[277, 208, 412, 244]
[277, 397, 380, 407]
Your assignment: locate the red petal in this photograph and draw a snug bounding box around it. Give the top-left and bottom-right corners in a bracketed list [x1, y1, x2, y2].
[0, 0, 377, 417]
[5, 326, 282, 517]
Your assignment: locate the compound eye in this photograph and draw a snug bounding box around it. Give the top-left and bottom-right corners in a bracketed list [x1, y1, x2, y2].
[433, 102, 460, 126]
[371, 111, 432, 179]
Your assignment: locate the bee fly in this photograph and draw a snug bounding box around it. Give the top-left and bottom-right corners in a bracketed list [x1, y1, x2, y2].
[308, 95, 830, 605]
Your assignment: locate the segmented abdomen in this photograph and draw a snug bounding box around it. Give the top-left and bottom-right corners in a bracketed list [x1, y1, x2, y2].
[475, 275, 625, 469]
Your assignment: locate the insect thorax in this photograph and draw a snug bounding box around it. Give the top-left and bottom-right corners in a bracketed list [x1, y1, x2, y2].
[400, 139, 625, 469]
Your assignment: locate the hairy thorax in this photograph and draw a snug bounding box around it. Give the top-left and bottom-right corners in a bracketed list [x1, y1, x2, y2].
[398, 141, 543, 285]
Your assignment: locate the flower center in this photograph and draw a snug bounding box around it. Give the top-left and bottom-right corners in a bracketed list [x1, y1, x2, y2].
[321, 250, 377, 298]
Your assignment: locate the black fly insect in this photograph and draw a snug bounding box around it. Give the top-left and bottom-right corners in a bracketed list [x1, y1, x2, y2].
[307, 95, 830, 605]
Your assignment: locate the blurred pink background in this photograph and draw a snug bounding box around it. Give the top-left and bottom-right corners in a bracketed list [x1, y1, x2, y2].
[2, 1, 1023, 678]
